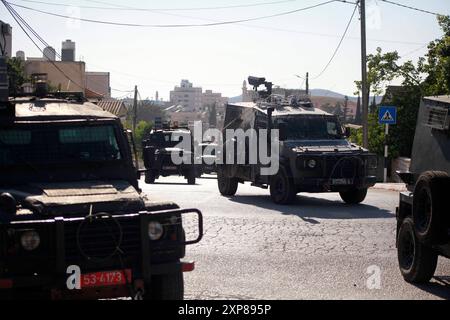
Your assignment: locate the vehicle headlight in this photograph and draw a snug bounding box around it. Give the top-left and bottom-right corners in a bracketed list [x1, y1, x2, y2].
[307, 159, 317, 169]
[20, 230, 40, 251]
[148, 221, 164, 240]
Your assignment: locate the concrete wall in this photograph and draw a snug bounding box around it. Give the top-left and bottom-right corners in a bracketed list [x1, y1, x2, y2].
[86, 71, 110, 98]
[25, 60, 86, 92]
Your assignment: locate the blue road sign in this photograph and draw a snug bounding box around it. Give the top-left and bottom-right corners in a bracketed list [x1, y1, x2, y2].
[378, 106, 397, 125]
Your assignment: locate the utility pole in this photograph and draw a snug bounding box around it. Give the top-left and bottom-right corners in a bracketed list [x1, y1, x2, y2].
[132, 85, 138, 133]
[305, 72, 309, 96]
[359, 0, 369, 148]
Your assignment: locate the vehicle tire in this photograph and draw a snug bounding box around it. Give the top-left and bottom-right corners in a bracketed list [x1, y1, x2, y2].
[397, 217, 438, 283]
[412, 171, 449, 244]
[339, 187, 367, 204]
[217, 170, 238, 196]
[187, 168, 196, 185]
[145, 170, 156, 184]
[270, 167, 296, 205]
[145, 271, 184, 300]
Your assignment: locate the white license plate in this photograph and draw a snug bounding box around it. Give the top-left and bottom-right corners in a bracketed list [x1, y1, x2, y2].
[332, 178, 352, 185]
[163, 166, 177, 170]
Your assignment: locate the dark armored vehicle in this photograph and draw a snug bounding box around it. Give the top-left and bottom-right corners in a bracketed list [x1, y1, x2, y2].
[0, 70, 202, 299]
[142, 127, 197, 185]
[195, 140, 218, 177]
[217, 77, 378, 205]
[396, 96, 450, 283]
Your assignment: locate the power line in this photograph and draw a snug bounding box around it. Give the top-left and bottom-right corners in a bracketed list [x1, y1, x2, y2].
[2, 1, 86, 90]
[379, 0, 444, 17]
[6, 0, 339, 28]
[2, 1, 132, 95]
[310, 2, 358, 80]
[14, 0, 303, 11]
[7, 0, 424, 46]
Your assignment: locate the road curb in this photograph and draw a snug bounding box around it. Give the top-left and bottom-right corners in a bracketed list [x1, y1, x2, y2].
[371, 183, 407, 192]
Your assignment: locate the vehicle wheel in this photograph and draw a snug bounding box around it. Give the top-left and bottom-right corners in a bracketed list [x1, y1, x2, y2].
[339, 187, 367, 204]
[187, 168, 196, 185]
[270, 167, 296, 205]
[144, 271, 184, 300]
[397, 217, 438, 283]
[145, 171, 156, 184]
[412, 171, 449, 244]
[217, 170, 238, 196]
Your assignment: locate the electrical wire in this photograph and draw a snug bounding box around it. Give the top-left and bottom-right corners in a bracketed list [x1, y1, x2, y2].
[3, 1, 87, 91]
[3, 1, 130, 94]
[310, 2, 358, 80]
[379, 0, 444, 17]
[5, 0, 339, 28]
[14, 0, 302, 11]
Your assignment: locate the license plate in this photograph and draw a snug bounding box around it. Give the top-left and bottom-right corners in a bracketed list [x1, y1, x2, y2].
[331, 178, 352, 185]
[163, 166, 177, 170]
[81, 269, 132, 288]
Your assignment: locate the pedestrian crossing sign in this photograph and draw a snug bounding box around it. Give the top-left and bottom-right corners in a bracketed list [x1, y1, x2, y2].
[378, 106, 397, 125]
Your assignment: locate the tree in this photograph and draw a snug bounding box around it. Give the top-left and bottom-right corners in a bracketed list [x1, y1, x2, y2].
[7, 57, 28, 95]
[369, 96, 377, 114]
[418, 15, 450, 96]
[351, 15, 450, 157]
[134, 120, 153, 153]
[354, 47, 405, 98]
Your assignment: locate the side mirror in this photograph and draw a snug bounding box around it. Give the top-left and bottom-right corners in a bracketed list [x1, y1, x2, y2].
[278, 122, 288, 141]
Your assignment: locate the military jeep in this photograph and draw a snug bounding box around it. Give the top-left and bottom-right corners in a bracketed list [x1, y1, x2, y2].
[142, 127, 197, 185]
[0, 70, 202, 299]
[195, 140, 218, 177]
[217, 76, 377, 205]
[396, 96, 450, 283]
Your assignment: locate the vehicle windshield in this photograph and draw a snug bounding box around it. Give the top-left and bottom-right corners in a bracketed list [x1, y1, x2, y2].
[0, 124, 122, 166]
[149, 131, 191, 148]
[276, 115, 344, 140]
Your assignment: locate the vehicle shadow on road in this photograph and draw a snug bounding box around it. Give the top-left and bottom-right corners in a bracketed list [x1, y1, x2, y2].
[413, 276, 450, 299]
[228, 194, 394, 220]
[151, 182, 195, 186]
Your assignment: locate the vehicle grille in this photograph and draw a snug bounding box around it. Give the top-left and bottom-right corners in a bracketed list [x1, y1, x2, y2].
[325, 156, 363, 179]
[64, 216, 141, 264]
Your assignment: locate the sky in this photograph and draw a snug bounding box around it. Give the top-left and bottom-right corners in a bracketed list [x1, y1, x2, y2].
[1, 0, 449, 100]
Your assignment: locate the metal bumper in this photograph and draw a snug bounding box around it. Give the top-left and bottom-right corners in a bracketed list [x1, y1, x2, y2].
[0, 208, 203, 292]
[293, 176, 377, 192]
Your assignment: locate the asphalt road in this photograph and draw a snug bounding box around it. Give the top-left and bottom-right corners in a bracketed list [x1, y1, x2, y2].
[140, 175, 450, 300]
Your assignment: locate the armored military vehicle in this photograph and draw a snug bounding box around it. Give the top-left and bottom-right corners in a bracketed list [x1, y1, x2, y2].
[142, 126, 197, 184]
[396, 96, 450, 283]
[195, 140, 219, 177]
[217, 76, 378, 205]
[0, 60, 202, 300]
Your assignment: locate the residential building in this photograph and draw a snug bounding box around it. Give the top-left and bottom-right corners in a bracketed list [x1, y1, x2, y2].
[61, 39, 75, 62]
[24, 60, 86, 92]
[202, 89, 228, 110]
[85, 71, 111, 98]
[169, 80, 202, 112]
[96, 99, 128, 123]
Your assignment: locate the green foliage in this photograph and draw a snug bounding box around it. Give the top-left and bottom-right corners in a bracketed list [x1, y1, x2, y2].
[7, 57, 29, 94]
[353, 15, 450, 157]
[349, 113, 395, 157]
[418, 15, 450, 96]
[134, 120, 153, 150]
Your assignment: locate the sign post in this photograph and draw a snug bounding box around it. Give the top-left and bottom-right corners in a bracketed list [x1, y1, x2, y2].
[378, 106, 397, 182]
